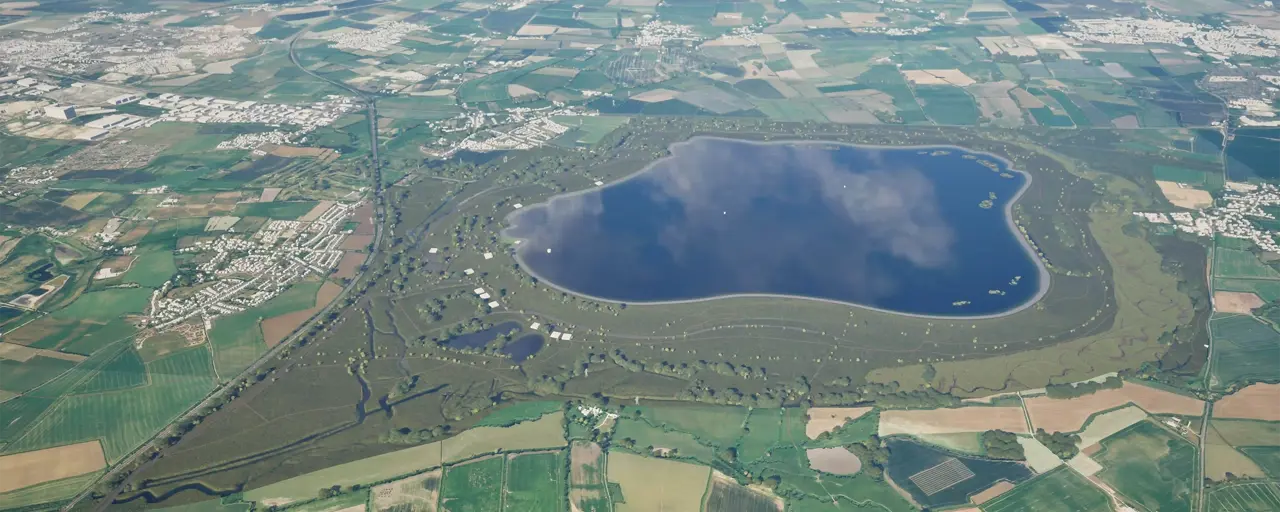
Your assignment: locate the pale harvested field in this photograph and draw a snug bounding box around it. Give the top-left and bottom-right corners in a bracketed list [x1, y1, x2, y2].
[1017, 436, 1063, 473]
[609, 452, 710, 512]
[440, 412, 566, 463]
[1156, 181, 1213, 209]
[299, 200, 335, 222]
[839, 12, 885, 27]
[1024, 382, 1204, 432]
[516, 24, 558, 36]
[333, 252, 367, 280]
[1009, 88, 1045, 109]
[271, 146, 330, 158]
[902, 70, 949, 85]
[805, 447, 861, 475]
[902, 69, 976, 86]
[532, 66, 579, 77]
[341, 234, 374, 251]
[1068, 454, 1104, 477]
[203, 58, 244, 74]
[1076, 405, 1148, 448]
[1213, 291, 1264, 314]
[1215, 383, 1280, 421]
[61, 192, 102, 210]
[147, 74, 208, 87]
[785, 49, 822, 71]
[0, 440, 106, 492]
[569, 440, 604, 486]
[806, 406, 872, 439]
[879, 406, 1027, 436]
[507, 84, 538, 98]
[204, 216, 240, 232]
[371, 469, 440, 512]
[969, 481, 1014, 505]
[631, 89, 680, 103]
[261, 282, 341, 346]
[1112, 115, 1140, 129]
[0, 342, 86, 362]
[260, 188, 282, 202]
[1204, 426, 1266, 480]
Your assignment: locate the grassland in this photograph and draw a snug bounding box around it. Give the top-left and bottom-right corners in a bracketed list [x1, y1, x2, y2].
[1209, 315, 1280, 388]
[122, 248, 178, 288]
[440, 455, 504, 512]
[980, 467, 1112, 512]
[1215, 248, 1280, 280]
[503, 451, 564, 512]
[1093, 421, 1197, 512]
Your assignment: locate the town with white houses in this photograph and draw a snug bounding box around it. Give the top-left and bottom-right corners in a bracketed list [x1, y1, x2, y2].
[1135, 182, 1280, 253]
[145, 201, 358, 332]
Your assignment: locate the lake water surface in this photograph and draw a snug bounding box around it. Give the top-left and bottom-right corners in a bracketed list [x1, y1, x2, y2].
[505, 137, 1045, 316]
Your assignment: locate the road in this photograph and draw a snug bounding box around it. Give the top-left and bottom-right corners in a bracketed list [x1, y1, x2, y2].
[63, 27, 388, 512]
[1196, 239, 1218, 512]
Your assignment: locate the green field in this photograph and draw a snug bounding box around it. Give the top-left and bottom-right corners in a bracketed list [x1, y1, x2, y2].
[1206, 481, 1280, 511]
[72, 346, 147, 394]
[0, 356, 76, 394]
[123, 248, 178, 288]
[1209, 315, 1280, 388]
[441, 456, 504, 512]
[916, 85, 981, 126]
[50, 288, 152, 324]
[0, 470, 104, 510]
[139, 217, 209, 248]
[1239, 446, 1280, 478]
[1213, 278, 1280, 302]
[1094, 421, 1198, 512]
[1153, 165, 1215, 185]
[503, 451, 564, 512]
[232, 201, 319, 220]
[1215, 248, 1280, 280]
[635, 404, 748, 447]
[2, 345, 214, 461]
[208, 281, 323, 376]
[981, 467, 1112, 512]
[613, 418, 717, 463]
[475, 401, 562, 427]
[551, 116, 632, 146]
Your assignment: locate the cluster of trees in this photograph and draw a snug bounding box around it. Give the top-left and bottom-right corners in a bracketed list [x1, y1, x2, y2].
[379, 424, 451, 445]
[980, 430, 1026, 460]
[1035, 429, 1081, 460]
[1044, 375, 1123, 399]
[845, 435, 890, 480]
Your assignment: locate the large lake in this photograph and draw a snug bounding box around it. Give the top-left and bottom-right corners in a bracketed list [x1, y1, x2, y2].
[504, 137, 1045, 316]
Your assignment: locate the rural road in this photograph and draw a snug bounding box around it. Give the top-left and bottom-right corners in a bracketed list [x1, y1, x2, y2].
[64, 27, 388, 512]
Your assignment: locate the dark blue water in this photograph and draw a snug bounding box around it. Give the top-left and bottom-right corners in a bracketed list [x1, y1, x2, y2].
[501, 334, 544, 362]
[505, 137, 1043, 316]
[443, 321, 519, 350]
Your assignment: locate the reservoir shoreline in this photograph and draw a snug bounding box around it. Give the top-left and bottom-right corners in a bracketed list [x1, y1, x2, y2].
[501, 136, 1052, 320]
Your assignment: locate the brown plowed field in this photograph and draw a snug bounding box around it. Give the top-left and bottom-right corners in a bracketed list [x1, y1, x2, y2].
[1214, 383, 1280, 421]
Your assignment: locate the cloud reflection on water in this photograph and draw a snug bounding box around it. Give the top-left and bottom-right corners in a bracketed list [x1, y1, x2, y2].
[504, 138, 1037, 314]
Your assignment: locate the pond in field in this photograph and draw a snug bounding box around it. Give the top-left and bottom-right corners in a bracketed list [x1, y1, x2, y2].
[505, 137, 1045, 316]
